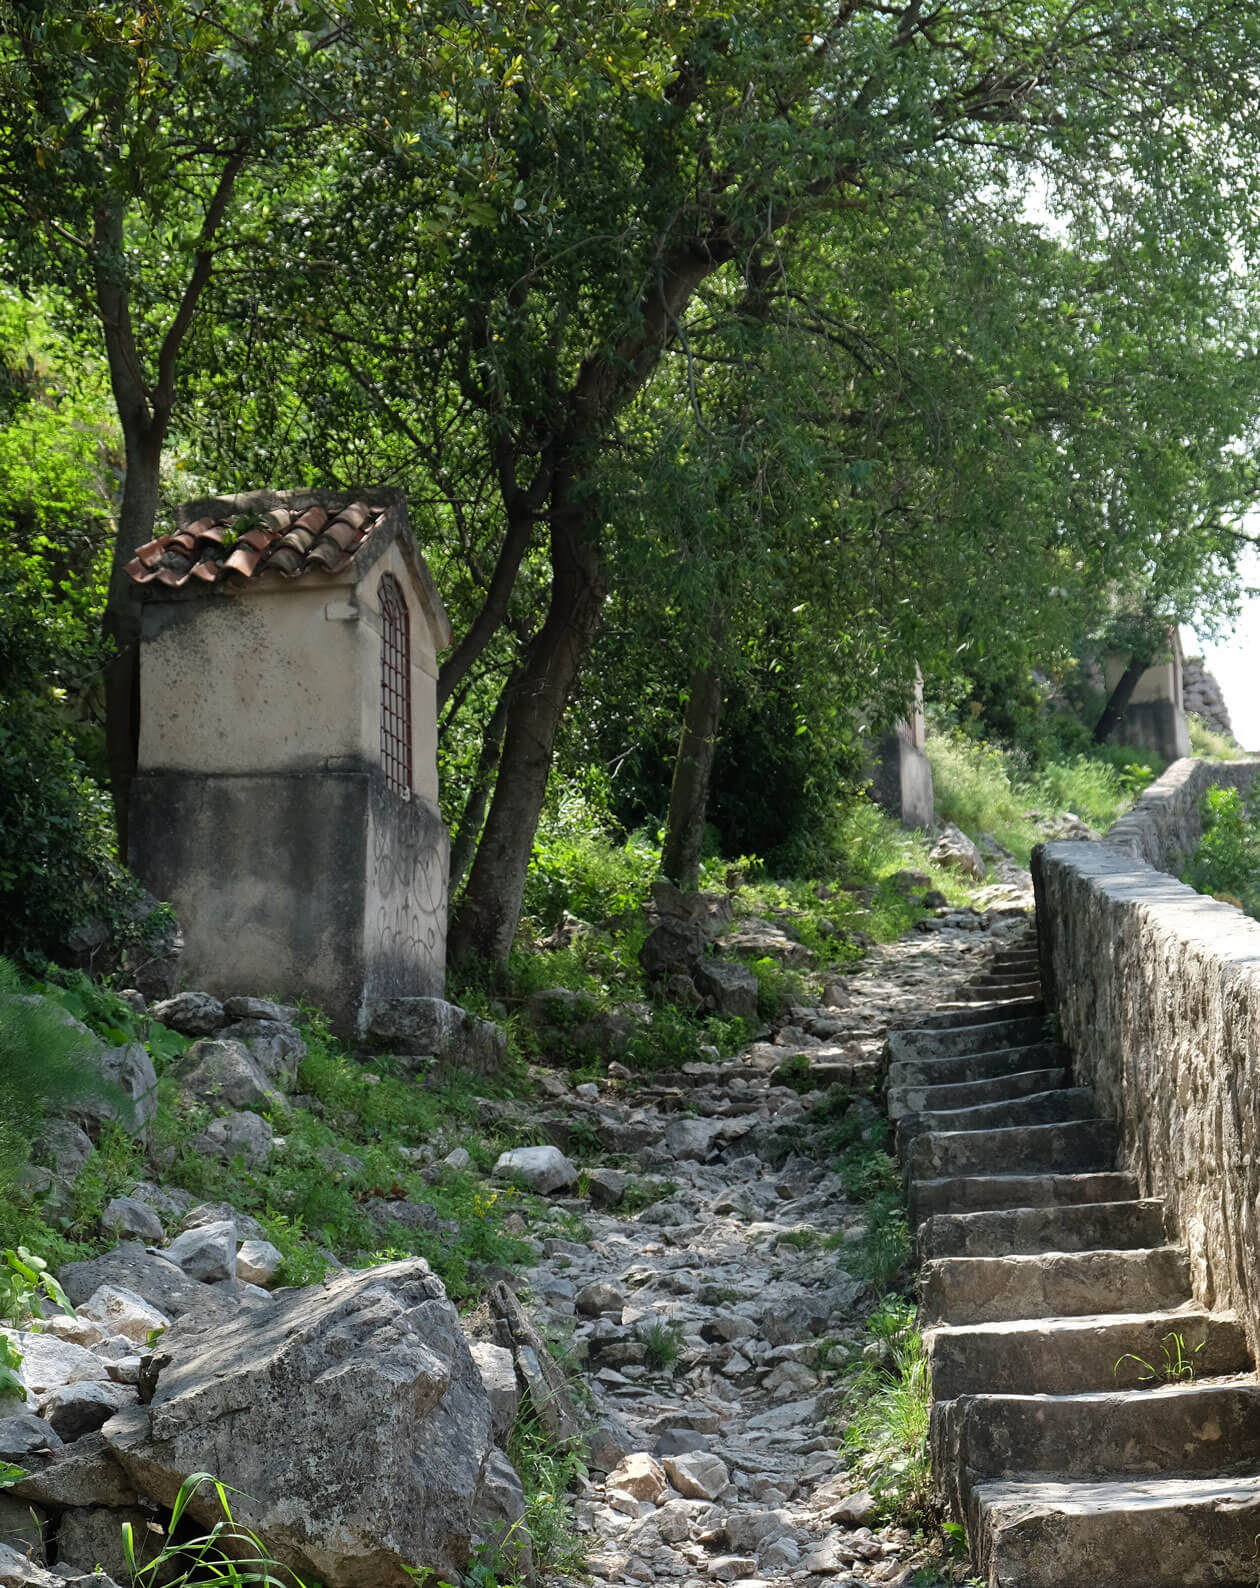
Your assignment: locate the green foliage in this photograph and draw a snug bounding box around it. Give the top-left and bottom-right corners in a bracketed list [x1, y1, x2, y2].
[1188, 713, 1245, 762]
[1183, 784, 1260, 917]
[641, 1319, 685, 1371]
[504, 1398, 587, 1579]
[746, 956, 805, 1022]
[838, 1298, 933, 1527]
[125, 1472, 306, 1587]
[846, 1192, 912, 1296]
[622, 1004, 754, 1074]
[0, 957, 126, 1195]
[0, 290, 138, 964]
[0, 1244, 74, 1325]
[523, 777, 660, 929]
[928, 728, 1145, 864]
[0, 1332, 23, 1397]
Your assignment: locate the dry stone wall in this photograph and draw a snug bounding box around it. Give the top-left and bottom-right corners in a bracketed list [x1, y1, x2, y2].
[1034, 755, 1260, 1356]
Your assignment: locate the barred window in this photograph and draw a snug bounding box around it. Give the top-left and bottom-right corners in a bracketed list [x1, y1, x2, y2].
[379, 574, 412, 796]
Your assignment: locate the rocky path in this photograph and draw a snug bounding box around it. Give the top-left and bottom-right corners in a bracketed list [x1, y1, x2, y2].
[898, 939, 1260, 1587]
[506, 907, 1034, 1588]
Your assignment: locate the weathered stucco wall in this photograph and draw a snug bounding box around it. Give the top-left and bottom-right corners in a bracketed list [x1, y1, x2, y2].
[1034, 754, 1260, 1355]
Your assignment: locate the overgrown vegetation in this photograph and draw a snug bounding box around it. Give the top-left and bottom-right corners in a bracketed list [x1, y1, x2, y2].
[928, 726, 1161, 865]
[837, 1297, 933, 1526]
[0, 957, 125, 1195]
[1183, 784, 1260, 918]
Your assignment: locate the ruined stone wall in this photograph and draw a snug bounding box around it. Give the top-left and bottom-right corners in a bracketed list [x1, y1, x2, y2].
[1034, 753, 1260, 1355]
[1182, 654, 1235, 738]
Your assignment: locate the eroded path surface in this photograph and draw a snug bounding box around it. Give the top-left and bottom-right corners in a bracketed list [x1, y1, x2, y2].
[507, 908, 1032, 1588]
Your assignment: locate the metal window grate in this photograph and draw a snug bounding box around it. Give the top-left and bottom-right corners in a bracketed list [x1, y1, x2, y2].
[379, 574, 412, 796]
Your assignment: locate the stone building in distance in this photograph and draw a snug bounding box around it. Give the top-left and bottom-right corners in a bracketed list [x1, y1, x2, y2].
[125, 489, 450, 1034]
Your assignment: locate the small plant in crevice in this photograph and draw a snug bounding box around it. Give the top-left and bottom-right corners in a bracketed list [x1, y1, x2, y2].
[1114, 1330, 1205, 1385]
[641, 1318, 686, 1371]
[618, 1177, 677, 1214]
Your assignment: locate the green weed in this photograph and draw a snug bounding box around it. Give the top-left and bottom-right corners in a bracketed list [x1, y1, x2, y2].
[927, 726, 1143, 864]
[0, 958, 131, 1195]
[1188, 713, 1245, 762]
[838, 1297, 934, 1527]
[845, 1192, 911, 1295]
[125, 1471, 305, 1587]
[1114, 1331, 1205, 1385]
[505, 1396, 587, 1578]
[641, 1318, 686, 1370]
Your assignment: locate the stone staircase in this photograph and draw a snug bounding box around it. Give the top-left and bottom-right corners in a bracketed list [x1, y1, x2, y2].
[891, 929, 1260, 1587]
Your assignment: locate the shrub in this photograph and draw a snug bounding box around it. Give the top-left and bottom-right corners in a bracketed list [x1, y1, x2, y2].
[1183, 784, 1260, 916]
[523, 776, 659, 929]
[505, 1398, 587, 1577]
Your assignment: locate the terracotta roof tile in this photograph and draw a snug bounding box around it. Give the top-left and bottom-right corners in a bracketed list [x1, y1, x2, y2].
[124, 500, 385, 590]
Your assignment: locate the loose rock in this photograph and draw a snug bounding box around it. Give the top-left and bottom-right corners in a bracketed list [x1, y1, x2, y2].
[493, 1145, 578, 1195]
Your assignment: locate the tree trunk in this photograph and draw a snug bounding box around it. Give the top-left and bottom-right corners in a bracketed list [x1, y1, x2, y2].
[1093, 654, 1147, 745]
[661, 664, 722, 890]
[102, 423, 165, 857]
[447, 676, 515, 903]
[448, 469, 606, 969]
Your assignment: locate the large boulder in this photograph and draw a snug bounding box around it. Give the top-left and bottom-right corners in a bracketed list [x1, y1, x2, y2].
[928, 821, 986, 880]
[171, 1040, 278, 1112]
[366, 998, 506, 1078]
[638, 918, 707, 981]
[58, 1244, 207, 1319]
[71, 1043, 158, 1137]
[101, 1259, 524, 1588]
[720, 918, 816, 968]
[217, 1019, 306, 1084]
[148, 992, 227, 1037]
[493, 1145, 577, 1195]
[186, 1110, 274, 1169]
[692, 959, 759, 1020]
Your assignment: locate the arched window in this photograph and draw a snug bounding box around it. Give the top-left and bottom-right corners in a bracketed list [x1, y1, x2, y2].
[379, 574, 412, 796]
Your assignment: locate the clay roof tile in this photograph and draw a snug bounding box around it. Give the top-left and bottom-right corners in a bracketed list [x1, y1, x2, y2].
[126, 498, 384, 591]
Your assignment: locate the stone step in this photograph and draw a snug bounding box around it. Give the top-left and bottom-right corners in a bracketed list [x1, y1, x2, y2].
[920, 1246, 1191, 1326]
[887, 1041, 1067, 1091]
[917, 1199, 1167, 1259]
[969, 1474, 1260, 1588]
[926, 1308, 1251, 1398]
[887, 1067, 1068, 1122]
[955, 979, 1042, 1003]
[935, 1382, 1260, 1494]
[888, 1014, 1047, 1064]
[896, 1087, 1099, 1151]
[890, 1003, 1043, 1040]
[972, 962, 1040, 981]
[905, 1118, 1117, 1181]
[983, 962, 1040, 980]
[909, 1170, 1140, 1226]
